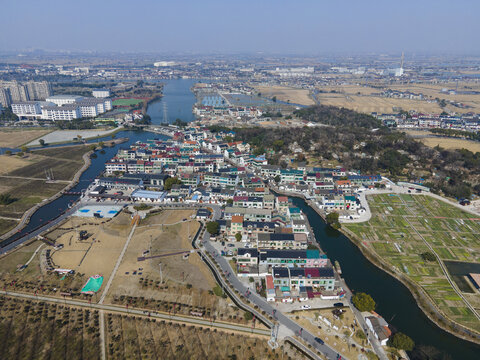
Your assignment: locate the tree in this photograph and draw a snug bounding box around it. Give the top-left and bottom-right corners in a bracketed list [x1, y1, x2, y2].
[352, 292, 375, 312]
[420, 252, 436, 262]
[164, 177, 182, 190]
[98, 141, 105, 148]
[325, 212, 341, 229]
[20, 146, 28, 153]
[388, 332, 415, 351]
[39, 139, 46, 146]
[274, 175, 281, 184]
[206, 221, 219, 235]
[272, 96, 277, 103]
[173, 118, 188, 127]
[89, 144, 97, 151]
[0, 193, 16, 205]
[226, 198, 233, 206]
[235, 232, 242, 242]
[244, 311, 253, 321]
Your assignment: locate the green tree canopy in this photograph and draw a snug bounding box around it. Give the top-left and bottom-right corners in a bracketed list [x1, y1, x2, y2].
[164, 177, 182, 190]
[244, 311, 253, 321]
[325, 212, 341, 229]
[235, 232, 242, 242]
[388, 332, 415, 351]
[206, 221, 219, 235]
[352, 292, 376, 312]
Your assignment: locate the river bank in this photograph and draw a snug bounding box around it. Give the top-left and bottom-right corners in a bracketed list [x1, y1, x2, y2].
[0, 138, 128, 242]
[0, 147, 93, 241]
[270, 185, 480, 356]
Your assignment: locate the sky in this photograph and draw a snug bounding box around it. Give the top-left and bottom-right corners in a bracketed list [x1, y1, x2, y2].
[1, 0, 479, 55]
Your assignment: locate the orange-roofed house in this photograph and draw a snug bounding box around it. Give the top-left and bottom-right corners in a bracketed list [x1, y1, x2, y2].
[231, 215, 244, 236]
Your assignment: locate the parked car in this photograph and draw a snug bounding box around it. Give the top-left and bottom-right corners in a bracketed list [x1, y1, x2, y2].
[314, 337, 324, 345]
[227, 244, 235, 247]
[301, 305, 311, 310]
[333, 302, 344, 307]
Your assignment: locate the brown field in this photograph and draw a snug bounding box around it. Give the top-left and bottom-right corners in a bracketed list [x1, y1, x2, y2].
[388, 82, 480, 113]
[106, 210, 249, 325]
[254, 85, 316, 105]
[316, 91, 443, 114]
[0, 128, 52, 148]
[0, 237, 89, 296]
[419, 137, 480, 152]
[0, 155, 34, 175]
[314, 82, 480, 114]
[105, 313, 279, 360]
[50, 213, 132, 280]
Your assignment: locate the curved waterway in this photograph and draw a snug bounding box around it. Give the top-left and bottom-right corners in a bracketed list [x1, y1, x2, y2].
[291, 196, 480, 359]
[2, 78, 480, 358]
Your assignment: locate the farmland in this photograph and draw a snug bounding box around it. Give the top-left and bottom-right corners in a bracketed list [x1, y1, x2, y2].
[0, 145, 89, 222]
[105, 313, 280, 360]
[345, 194, 480, 333]
[312, 82, 480, 114]
[0, 296, 101, 360]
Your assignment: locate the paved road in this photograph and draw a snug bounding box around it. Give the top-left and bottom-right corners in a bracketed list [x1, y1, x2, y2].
[0, 175, 70, 184]
[0, 290, 270, 336]
[200, 208, 343, 360]
[339, 280, 389, 360]
[99, 222, 137, 304]
[0, 202, 83, 254]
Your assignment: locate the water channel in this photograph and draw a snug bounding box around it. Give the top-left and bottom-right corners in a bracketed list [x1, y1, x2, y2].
[2, 78, 479, 359]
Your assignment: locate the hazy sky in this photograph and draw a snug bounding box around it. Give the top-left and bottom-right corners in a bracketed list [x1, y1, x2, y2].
[1, 0, 479, 54]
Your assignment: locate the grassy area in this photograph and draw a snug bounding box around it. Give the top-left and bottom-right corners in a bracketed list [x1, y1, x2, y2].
[112, 98, 144, 106]
[0, 218, 19, 235]
[0, 296, 101, 359]
[346, 194, 480, 332]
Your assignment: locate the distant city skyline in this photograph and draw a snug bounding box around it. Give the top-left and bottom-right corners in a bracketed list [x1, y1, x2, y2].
[1, 0, 479, 55]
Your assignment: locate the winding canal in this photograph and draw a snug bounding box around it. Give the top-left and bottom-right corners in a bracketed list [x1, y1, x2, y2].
[1, 79, 479, 359]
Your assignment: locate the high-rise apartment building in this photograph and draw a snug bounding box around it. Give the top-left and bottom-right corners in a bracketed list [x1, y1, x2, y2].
[26, 81, 53, 100]
[0, 88, 12, 107]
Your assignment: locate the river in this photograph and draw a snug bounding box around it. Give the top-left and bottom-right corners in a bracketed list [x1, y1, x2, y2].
[291, 196, 480, 359]
[2, 78, 479, 359]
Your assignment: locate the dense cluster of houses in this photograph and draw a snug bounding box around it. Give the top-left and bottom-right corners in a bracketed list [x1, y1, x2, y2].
[97, 126, 384, 218]
[375, 112, 480, 131]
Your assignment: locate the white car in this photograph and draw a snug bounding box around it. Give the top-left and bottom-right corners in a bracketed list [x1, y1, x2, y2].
[301, 305, 311, 310]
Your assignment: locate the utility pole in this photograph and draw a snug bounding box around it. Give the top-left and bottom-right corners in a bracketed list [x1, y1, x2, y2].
[159, 262, 163, 284]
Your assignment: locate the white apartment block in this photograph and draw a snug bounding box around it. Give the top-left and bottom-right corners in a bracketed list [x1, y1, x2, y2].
[92, 88, 110, 98]
[42, 105, 80, 121]
[11, 102, 43, 118]
[46, 95, 84, 106]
